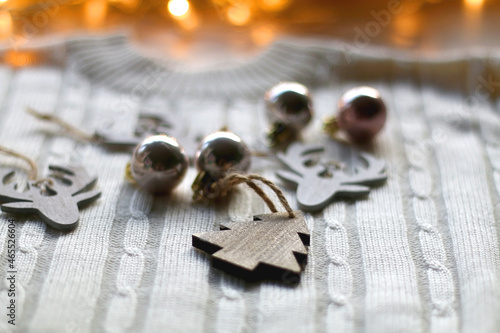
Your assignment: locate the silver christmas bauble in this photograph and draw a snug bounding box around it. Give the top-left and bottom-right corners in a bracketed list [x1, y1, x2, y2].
[195, 131, 251, 180]
[131, 135, 189, 194]
[265, 82, 313, 132]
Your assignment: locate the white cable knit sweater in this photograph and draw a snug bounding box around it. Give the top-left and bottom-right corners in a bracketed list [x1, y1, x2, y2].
[0, 34, 499, 333]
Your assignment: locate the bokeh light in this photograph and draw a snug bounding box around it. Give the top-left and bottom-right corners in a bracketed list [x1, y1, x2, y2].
[259, 0, 290, 12]
[84, 0, 108, 29]
[464, 0, 484, 40]
[392, 13, 421, 47]
[0, 10, 12, 38]
[464, 0, 484, 10]
[251, 23, 276, 46]
[226, 2, 251, 26]
[178, 10, 199, 30]
[110, 0, 140, 11]
[4, 50, 34, 67]
[0, 0, 495, 65]
[168, 0, 190, 18]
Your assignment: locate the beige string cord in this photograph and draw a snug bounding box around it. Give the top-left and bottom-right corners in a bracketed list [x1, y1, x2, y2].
[214, 173, 295, 218]
[0, 146, 38, 181]
[26, 107, 97, 143]
[0, 145, 54, 186]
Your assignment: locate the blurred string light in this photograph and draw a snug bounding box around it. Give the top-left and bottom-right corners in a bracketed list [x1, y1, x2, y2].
[258, 0, 290, 12]
[168, 0, 189, 17]
[464, 0, 484, 40]
[226, 2, 252, 26]
[392, 12, 421, 47]
[388, 0, 450, 48]
[0, 0, 295, 40]
[166, 0, 199, 31]
[210, 0, 293, 26]
[0, 10, 12, 39]
[400, 0, 423, 14]
[177, 10, 199, 31]
[464, 0, 484, 10]
[84, 0, 108, 29]
[1, 0, 464, 52]
[109, 0, 140, 12]
[4, 50, 34, 67]
[251, 23, 276, 46]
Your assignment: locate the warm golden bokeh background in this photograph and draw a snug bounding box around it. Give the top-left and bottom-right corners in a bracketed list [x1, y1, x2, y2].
[0, 0, 499, 67]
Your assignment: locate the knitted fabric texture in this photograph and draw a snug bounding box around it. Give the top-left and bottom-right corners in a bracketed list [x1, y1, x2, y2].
[0, 35, 499, 333]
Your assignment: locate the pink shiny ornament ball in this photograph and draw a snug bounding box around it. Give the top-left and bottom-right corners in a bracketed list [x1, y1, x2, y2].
[337, 86, 387, 143]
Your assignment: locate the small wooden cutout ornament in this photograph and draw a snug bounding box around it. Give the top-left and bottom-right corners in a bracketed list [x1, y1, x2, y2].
[94, 113, 199, 160]
[193, 211, 309, 283]
[94, 113, 173, 148]
[0, 165, 101, 231]
[26, 108, 194, 153]
[276, 143, 387, 211]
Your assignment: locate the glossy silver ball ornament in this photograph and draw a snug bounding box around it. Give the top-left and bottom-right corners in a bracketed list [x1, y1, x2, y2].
[265, 82, 313, 147]
[195, 131, 251, 179]
[192, 131, 251, 201]
[131, 135, 189, 194]
[265, 82, 313, 130]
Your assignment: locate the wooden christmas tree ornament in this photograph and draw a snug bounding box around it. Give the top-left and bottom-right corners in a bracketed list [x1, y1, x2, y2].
[192, 173, 309, 283]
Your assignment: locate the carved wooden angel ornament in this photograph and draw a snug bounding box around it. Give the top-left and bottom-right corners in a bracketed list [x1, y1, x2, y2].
[0, 165, 101, 231]
[276, 143, 387, 211]
[193, 211, 309, 283]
